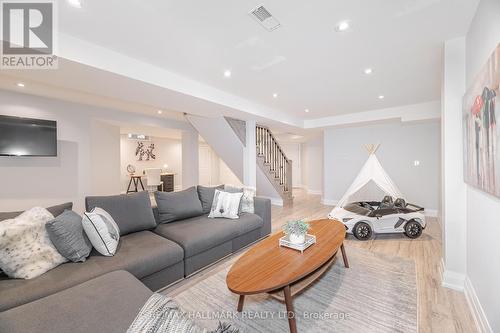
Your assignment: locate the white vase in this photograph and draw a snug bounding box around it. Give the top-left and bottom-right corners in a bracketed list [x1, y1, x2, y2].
[289, 233, 306, 245]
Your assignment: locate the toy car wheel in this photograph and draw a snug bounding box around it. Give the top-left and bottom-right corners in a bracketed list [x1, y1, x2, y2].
[353, 222, 372, 241]
[404, 220, 422, 239]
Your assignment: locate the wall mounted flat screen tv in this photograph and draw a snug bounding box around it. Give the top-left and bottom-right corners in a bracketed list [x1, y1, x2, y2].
[0, 115, 57, 156]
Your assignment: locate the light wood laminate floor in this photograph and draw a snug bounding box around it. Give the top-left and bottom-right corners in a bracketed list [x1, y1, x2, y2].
[165, 189, 476, 333]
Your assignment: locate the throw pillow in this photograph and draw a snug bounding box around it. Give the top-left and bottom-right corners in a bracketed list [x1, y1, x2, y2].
[197, 184, 224, 214]
[208, 190, 243, 219]
[85, 192, 156, 236]
[0, 207, 68, 279]
[46, 210, 92, 262]
[155, 187, 203, 223]
[224, 185, 256, 214]
[82, 207, 120, 256]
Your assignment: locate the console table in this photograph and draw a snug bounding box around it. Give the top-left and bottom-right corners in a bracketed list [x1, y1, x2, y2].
[126, 173, 175, 193]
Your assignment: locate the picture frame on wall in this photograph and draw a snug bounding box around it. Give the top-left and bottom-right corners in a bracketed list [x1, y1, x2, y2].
[463, 44, 500, 197]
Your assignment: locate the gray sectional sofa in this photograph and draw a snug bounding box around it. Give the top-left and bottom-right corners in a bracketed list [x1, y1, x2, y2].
[0, 186, 271, 330]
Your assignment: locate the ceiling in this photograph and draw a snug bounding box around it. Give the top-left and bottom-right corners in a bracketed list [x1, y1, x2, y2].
[55, 0, 478, 120]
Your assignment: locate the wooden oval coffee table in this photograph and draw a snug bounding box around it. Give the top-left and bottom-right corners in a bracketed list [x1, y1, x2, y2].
[226, 219, 348, 333]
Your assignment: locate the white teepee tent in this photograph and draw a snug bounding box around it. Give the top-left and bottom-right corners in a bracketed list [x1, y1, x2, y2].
[329, 144, 404, 217]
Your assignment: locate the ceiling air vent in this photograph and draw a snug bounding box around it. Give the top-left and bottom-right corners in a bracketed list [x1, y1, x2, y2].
[249, 5, 281, 31]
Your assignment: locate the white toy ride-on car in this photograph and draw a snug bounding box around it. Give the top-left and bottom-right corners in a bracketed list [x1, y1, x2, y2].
[329, 196, 426, 240]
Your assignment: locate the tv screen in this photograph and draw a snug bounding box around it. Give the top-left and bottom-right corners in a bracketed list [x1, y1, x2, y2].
[0, 115, 57, 156]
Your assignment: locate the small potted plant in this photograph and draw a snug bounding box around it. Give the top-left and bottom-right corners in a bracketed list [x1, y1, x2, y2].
[283, 219, 310, 244]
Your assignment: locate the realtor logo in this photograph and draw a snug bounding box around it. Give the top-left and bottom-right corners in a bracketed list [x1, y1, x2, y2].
[1, 0, 58, 69]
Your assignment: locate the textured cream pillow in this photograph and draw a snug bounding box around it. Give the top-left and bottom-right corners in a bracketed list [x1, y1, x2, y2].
[0, 207, 68, 279]
[224, 185, 256, 214]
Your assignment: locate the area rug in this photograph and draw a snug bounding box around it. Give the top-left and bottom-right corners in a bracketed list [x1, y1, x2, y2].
[168, 247, 417, 332]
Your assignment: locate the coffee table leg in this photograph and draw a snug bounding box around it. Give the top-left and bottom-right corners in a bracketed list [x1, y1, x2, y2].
[341, 243, 349, 268]
[283, 285, 297, 333]
[237, 295, 245, 312]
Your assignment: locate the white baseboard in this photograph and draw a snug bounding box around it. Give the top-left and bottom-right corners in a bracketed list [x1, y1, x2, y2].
[259, 196, 283, 207]
[321, 198, 337, 206]
[440, 259, 465, 291]
[465, 277, 493, 333]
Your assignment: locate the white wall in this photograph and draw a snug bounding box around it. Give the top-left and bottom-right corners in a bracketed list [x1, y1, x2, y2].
[280, 143, 302, 187]
[120, 135, 182, 191]
[301, 135, 323, 195]
[0, 90, 188, 213]
[91, 120, 121, 195]
[441, 37, 468, 291]
[441, 37, 467, 290]
[219, 159, 243, 187]
[322, 120, 441, 211]
[464, 0, 500, 331]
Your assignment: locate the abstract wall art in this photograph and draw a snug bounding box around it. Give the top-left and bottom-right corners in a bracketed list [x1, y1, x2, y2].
[135, 141, 156, 161]
[463, 44, 500, 197]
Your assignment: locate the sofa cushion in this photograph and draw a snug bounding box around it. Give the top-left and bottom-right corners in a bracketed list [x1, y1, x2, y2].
[0, 270, 152, 333]
[233, 213, 264, 236]
[46, 210, 92, 263]
[155, 187, 203, 223]
[85, 192, 156, 236]
[154, 213, 262, 257]
[0, 231, 183, 312]
[197, 184, 224, 214]
[0, 202, 73, 222]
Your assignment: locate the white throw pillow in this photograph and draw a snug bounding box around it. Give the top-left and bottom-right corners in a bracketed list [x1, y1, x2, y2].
[208, 190, 243, 219]
[224, 185, 256, 214]
[0, 207, 68, 279]
[82, 207, 120, 256]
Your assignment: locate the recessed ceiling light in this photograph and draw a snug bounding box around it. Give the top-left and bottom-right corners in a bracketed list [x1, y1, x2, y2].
[364, 68, 373, 74]
[305, 109, 310, 113]
[273, 93, 278, 98]
[378, 95, 385, 100]
[335, 20, 351, 32]
[157, 110, 163, 114]
[224, 70, 232, 78]
[67, 0, 82, 8]
[16, 82, 25, 87]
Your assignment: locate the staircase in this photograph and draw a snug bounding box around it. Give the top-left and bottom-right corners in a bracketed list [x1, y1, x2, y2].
[186, 114, 293, 206]
[256, 125, 293, 205]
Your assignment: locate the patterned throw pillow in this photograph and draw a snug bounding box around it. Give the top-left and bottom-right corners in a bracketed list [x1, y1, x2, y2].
[208, 190, 243, 219]
[0, 207, 68, 279]
[224, 185, 256, 214]
[82, 207, 120, 256]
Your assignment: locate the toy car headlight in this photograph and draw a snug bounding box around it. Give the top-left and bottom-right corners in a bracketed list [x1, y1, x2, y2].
[342, 218, 353, 223]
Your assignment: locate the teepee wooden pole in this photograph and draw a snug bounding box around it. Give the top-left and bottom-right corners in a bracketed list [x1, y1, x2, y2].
[364, 144, 380, 155]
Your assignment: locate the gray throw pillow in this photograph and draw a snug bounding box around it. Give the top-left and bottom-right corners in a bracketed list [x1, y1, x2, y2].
[46, 210, 92, 262]
[155, 187, 203, 223]
[0, 202, 73, 222]
[85, 191, 156, 236]
[197, 185, 224, 214]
